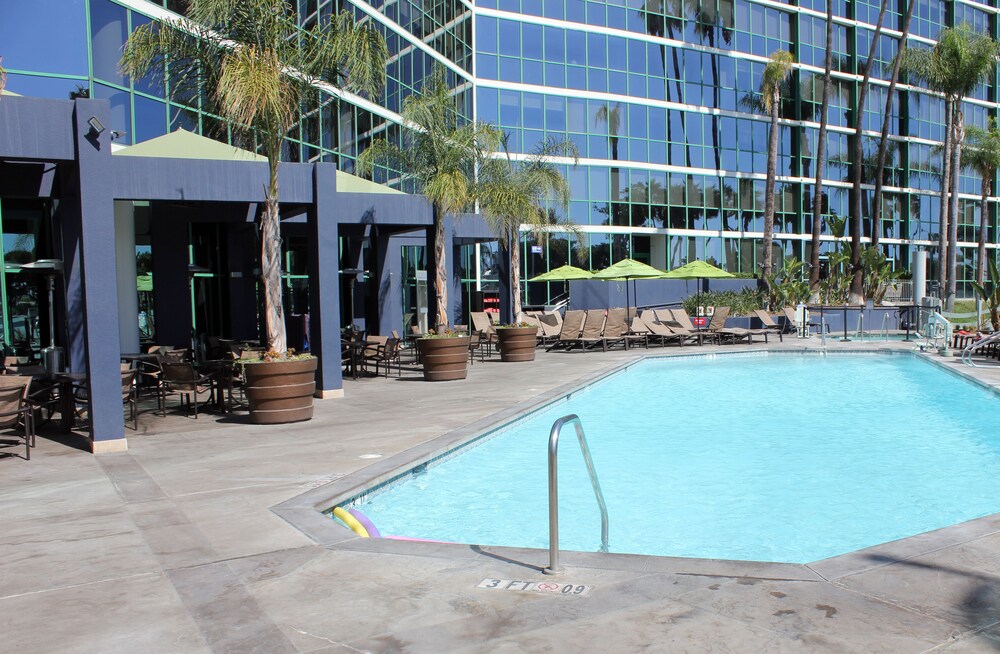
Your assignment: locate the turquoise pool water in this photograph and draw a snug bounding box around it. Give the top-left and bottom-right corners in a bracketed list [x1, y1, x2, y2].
[352, 353, 1000, 563]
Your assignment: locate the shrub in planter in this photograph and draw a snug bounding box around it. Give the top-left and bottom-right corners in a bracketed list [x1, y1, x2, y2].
[495, 322, 537, 362]
[417, 330, 470, 381]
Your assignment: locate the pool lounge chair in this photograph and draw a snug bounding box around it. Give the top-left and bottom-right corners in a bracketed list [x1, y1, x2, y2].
[547, 310, 586, 351]
[707, 307, 755, 344]
[533, 312, 562, 346]
[752, 309, 784, 342]
[577, 310, 607, 351]
[656, 309, 707, 345]
[639, 310, 683, 347]
[601, 308, 628, 351]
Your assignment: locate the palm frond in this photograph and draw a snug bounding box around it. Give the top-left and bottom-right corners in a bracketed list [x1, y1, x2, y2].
[760, 50, 794, 113]
[964, 119, 1000, 178]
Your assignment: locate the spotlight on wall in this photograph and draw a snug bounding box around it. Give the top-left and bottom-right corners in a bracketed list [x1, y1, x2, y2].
[87, 116, 106, 136]
[109, 130, 127, 141]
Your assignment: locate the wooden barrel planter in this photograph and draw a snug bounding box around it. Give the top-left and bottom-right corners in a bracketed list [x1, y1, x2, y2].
[417, 336, 470, 381]
[496, 326, 537, 362]
[244, 357, 317, 424]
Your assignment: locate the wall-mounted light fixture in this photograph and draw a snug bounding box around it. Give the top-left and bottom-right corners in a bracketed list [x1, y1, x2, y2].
[109, 130, 127, 141]
[86, 116, 105, 136]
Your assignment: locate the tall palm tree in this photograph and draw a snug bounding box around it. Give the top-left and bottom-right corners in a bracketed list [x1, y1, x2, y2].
[357, 70, 503, 330]
[809, 1, 835, 300]
[904, 24, 999, 309]
[871, 0, 917, 250]
[595, 104, 623, 226]
[760, 50, 794, 279]
[120, 0, 387, 353]
[848, 0, 890, 304]
[963, 120, 1000, 286]
[478, 139, 578, 316]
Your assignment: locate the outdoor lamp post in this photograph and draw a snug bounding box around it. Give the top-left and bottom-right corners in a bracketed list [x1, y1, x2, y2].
[340, 268, 366, 332]
[188, 264, 211, 359]
[21, 259, 64, 374]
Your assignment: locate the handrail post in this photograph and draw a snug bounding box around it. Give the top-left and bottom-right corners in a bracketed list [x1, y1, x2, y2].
[544, 414, 608, 575]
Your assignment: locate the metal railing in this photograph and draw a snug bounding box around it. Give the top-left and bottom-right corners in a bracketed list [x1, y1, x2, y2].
[544, 414, 608, 575]
[855, 313, 865, 342]
[962, 330, 1000, 367]
[925, 312, 951, 350]
[880, 313, 891, 341]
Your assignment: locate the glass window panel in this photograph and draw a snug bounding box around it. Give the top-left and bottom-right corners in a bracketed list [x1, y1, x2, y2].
[130, 14, 164, 97]
[90, 0, 129, 86]
[93, 82, 132, 143]
[523, 23, 543, 59]
[3, 73, 85, 100]
[478, 16, 498, 53]
[133, 95, 166, 143]
[0, 0, 88, 76]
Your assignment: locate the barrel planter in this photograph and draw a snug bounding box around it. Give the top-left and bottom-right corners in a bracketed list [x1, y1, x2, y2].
[244, 357, 317, 424]
[496, 326, 537, 362]
[417, 336, 470, 381]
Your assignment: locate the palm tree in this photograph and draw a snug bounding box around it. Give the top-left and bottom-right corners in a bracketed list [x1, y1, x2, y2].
[478, 139, 578, 316]
[595, 104, 623, 226]
[871, 0, 917, 250]
[808, 1, 835, 300]
[120, 0, 387, 353]
[963, 120, 1000, 286]
[357, 70, 503, 330]
[848, 0, 890, 304]
[760, 50, 794, 279]
[904, 24, 999, 309]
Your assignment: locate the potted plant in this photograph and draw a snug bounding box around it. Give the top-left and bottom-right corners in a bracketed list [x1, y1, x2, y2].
[241, 350, 317, 424]
[494, 322, 538, 362]
[417, 329, 471, 381]
[121, 0, 387, 423]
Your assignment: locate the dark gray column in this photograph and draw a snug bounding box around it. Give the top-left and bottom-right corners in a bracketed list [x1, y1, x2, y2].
[150, 205, 192, 348]
[444, 218, 461, 327]
[375, 233, 401, 336]
[308, 164, 343, 398]
[64, 99, 126, 452]
[496, 242, 513, 323]
[227, 212, 260, 342]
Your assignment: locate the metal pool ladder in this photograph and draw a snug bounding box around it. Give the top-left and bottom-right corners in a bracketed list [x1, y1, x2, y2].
[544, 414, 609, 575]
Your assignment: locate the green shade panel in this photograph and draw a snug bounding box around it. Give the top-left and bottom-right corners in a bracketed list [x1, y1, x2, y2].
[591, 258, 667, 280]
[661, 260, 735, 279]
[528, 264, 594, 281]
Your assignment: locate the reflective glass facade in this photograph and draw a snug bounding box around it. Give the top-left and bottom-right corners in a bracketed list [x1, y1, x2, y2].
[2, 0, 999, 307]
[477, 0, 1000, 304]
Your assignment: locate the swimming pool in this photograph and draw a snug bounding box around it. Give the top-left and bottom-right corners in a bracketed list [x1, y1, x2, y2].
[347, 352, 1000, 563]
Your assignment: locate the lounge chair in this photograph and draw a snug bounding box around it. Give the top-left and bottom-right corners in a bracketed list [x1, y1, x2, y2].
[707, 307, 754, 344]
[517, 312, 544, 345]
[601, 308, 628, 351]
[656, 309, 707, 345]
[470, 311, 498, 356]
[625, 317, 650, 349]
[577, 310, 607, 351]
[753, 309, 784, 342]
[639, 310, 682, 347]
[533, 312, 562, 346]
[548, 310, 586, 351]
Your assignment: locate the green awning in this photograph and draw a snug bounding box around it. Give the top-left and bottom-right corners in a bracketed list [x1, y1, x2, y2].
[661, 260, 735, 279]
[528, 265, 593, 281]
[114, 128, 267, 162]
[115, 128, 404, 195]
[592, 258, 667, 281]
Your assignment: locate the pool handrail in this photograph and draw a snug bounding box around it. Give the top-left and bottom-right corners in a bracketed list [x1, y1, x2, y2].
[544, 414, 609, 575]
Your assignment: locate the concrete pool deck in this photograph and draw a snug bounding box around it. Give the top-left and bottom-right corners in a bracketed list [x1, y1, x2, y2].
[4, 337, 1000, 653]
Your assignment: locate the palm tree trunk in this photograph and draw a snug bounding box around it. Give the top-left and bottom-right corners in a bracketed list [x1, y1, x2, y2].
[938, 99, 953, 299]
[946, 108, 964, 310]
[262, 152, 287, 352]
[762, 95, 780, 279]
[665, 22, 693, 169]
[510, 227, 522, 317]
[432, 202, 449, 330]
[849, 0, 889, 304]
[809, 0, 835, 299]
[977, 176, 991, 286]
[872, 0, 917, 249]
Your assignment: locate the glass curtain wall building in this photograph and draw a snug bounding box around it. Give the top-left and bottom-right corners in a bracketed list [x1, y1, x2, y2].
[2, 0, 998, 316]
[476, 0, 1000, 305]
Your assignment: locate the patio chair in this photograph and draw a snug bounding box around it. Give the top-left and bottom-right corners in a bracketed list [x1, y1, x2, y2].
[364, 337, 402, 377]
[73, 369, 139, 430]
[639, 311, 682, 347]
[707, 307, 753, 344]
[577, 310, 607, 351]
[601, 308, 628, 351]
[753, 309, 784, 342]
[470, 311, 498, 356]
[0, 376, 32, 460]
[655, 309, 707, 345]
[547, 310, 586, 351]
[159, 362, 214, 419]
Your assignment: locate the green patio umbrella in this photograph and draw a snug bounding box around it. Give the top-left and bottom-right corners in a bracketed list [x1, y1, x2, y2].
[661, 260, 735, 297]
[136, 274, 153, 292]
[527, 265, 594, 282]
[592, 259, 668, 312]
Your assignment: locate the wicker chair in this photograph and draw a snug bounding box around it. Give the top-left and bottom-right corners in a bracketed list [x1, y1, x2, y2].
[0, 376, 34, 460]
